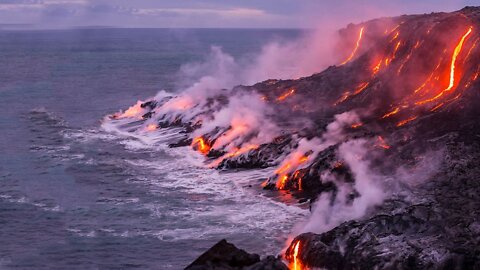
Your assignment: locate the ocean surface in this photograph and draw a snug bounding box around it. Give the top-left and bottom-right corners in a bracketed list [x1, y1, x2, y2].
[0, 28, 307, 269]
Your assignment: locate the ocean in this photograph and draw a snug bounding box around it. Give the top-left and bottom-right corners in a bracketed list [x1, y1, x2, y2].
[0, 28, 307, 269]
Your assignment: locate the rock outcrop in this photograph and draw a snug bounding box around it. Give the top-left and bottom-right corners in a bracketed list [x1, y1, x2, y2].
[185, 239, 288, 270]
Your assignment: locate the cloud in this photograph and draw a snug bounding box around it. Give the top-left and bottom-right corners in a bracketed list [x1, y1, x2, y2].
[131, 7, 266, 18]
[0, 0, 476, 29]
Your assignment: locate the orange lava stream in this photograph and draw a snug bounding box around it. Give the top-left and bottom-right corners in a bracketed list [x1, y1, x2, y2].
[192, 137, 211, 155]
[225, 144, 259, 158]
[287, 241, 303, 270]
[276, 155, 309, 189]
[381, 107, 400, 119]
[463, 37, 479, 64]
[373, 59, 382, 75]
[334, 92, 351, 106]
[413, 60, 443, 94]
[353, 82, 370, 95]
[351, 123, 363, 128]
[392, 41, 402, 59]
[277, 88, 296, 102]
[416, 26, 473, 105]
[146, 124, 157, 131]
[390, 31, 400, 42]
[117, 102, 144, 119]
[340, 27, 365, 65]
[397, 116, 418, 127]
[377, 136, 391, 149]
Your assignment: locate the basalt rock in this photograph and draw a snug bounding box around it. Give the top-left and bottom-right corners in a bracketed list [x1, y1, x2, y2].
[286, 139, 480, 269]
[185, 239, 288, 270]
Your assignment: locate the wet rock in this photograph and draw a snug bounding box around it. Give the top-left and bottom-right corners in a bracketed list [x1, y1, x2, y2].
[185, 239, 288, 270]
[169, 138, 192, 148]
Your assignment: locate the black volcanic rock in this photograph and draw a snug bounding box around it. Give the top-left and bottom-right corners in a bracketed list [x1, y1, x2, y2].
[286, 138, 480, 269]
[185, 239, 288, 270]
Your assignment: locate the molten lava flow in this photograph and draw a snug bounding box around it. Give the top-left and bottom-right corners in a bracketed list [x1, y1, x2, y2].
[351, 123, 363, 128]
[334, 92, 351, 106]
[276, 154, 309, 189]
[416, 27, 473, 105]
[277, 88, 296, 102]
[207, 144, 260, 168]
[373, 59, 382, 75]
[340, 27, 364, 65]
[117, 102, 144, 119]
[445, 27, 473, 92]
[376, 136, 390, 149]
[390, 31, 400, 42]
[392, 41, 402, 59]
[397, 116, 418, 127]
[223, 144, 259, 159]
[353, 82, 370, 95]
[381, 107, 400, 119]
[413, 59, 443, 94]
[463, 37, 479, 64]
[430, 102, 444, 112]
[278, 175, 289, 189]
[288, 241, 303, 270]
[146, 124, 157, 131]
[192, 137, 211, 155]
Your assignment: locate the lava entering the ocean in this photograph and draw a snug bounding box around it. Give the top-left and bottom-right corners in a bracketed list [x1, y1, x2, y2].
[286, 240, 304, 270]
[192, 137, 211, 155]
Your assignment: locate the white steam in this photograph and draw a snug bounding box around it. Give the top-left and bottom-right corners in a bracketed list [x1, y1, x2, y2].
[298, 139, 443, 234]
[271, 111, 360, 180]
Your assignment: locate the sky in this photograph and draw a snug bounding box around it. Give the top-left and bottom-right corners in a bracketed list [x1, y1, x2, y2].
[0, 0, 478, 29]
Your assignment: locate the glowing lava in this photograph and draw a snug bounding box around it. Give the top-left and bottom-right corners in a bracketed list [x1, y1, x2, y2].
[146, 124, 157, 131]
[288, 240, 303, 270]
[276, 154, 309, 189]
[225, 144, 259, 158]
[381, 107, 400, 119]
[351, 123, 363, 128]
[416, 26, 473, 105]
[116, 101, 144, 119]
[445, 27, 473, 91]
[353, 82, 370, 95]
[376, 136, 391, 149]
[340, 27, 365, 65]
[397, 116, 418, 127]
[277, 88, 296, 102]
[192, 137, 211, 155]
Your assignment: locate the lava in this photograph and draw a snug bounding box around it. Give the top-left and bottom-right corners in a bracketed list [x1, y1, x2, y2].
[373, 59, 382, 75]
[445, 27, 473, 92]
[390, 31, 400, 42]
[353, 82, 370, 95]
[192, 137, 211, 155]
[225, 144, 259, 158]
[340, 27, 365, 65]
[116, 101, 144, 119]
[334, 91, 351, 106]
[351, 123, 363, 128]
[287, 240, 303, 270]
[397, 116, 418, 127]
[416, 26, 473, 105]
[146, 124, 157, 131]
[276, 154, 309, 189]
[377, 136, 391, 149]
[381, 107, 400, 119]
[277, 88, 296, 102]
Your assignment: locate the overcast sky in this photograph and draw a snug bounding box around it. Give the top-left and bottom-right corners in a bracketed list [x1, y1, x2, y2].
[0, 0, 478, 29]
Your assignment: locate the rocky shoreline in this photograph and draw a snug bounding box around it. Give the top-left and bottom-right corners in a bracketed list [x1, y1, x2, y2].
[108, 6, 480, 270]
